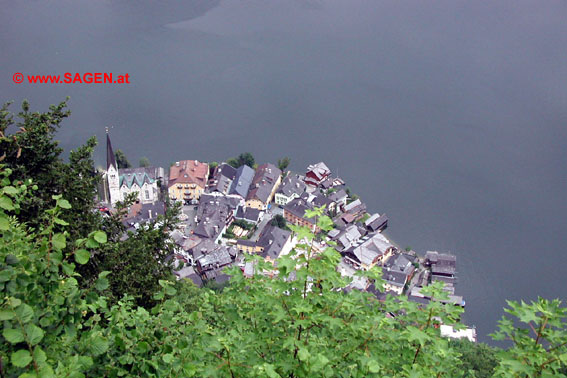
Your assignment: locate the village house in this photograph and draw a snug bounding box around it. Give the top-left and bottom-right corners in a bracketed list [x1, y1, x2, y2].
[425, 251, 458, 294]
[173, 265, 203, 287]
[409, 286, 465, 307]
[381, 253, 416, 295]
[425, 251, 457, 279]
[234, 206, 263, 224]
[195, 245, 238, 282]
[328, 189, 348, 209]
[256, 226, 292, 261]
[193, 193, 241, 243]
[207, 163, 237, 195]
[365, 213, 388, 232]
[228, 165, 255, 199]
[319, 176, 345, 191]
[236, 226, 292, 262]
[122, 201, 165, 231]
[274, 173, 306, 206]
[342, 198, 367, 220]
[342, 233, 396, 270]
[245, 163, 282, 210]
[304, 162, 331, 187]
[168, 160, 209, 203]
[440, 325, 477, 343]
[328, 224, 366, 251]
[283, 197, 321, 233]
[235, 239, 261, 254]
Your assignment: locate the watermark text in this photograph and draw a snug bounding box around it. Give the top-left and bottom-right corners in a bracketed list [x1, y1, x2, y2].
[13, 72, 130, 84]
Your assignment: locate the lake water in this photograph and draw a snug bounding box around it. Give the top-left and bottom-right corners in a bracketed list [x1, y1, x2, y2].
[2, 0, 566, 343]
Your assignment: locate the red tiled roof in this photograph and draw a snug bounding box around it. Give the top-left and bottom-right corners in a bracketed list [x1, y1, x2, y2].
[169, 160, 208, 188]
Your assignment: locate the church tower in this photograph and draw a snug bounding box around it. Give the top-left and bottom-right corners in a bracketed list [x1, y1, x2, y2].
[105, 129, 121, 206]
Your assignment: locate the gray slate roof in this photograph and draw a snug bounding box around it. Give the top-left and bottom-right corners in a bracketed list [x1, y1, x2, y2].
[346, 233, 394, 266]
[196, 246, 236, 272]
[194, 194, 240, 240]
[284, 198, 315, 222]
[229, 165, 255, 198]
[382, 254, 415, 286]
[277, 174, 306, 197]
[208, 163, 237, 194]
[257, 225, 291, 260]
[344, 199, 366, 214]
[365, 213, 388, 232]
[235, 206, 262, 223]
[247, 163, 282, 204]
[328, 189, 347, 203]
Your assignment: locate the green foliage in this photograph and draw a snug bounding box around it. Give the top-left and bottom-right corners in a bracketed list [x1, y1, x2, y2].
[270, 214, 288, 230]
[0, 99, 100, 238]
[358, 213, 370, 223]
[90, 194, 182, 308]
[277, 156, 291, 171]
[450, 339, 499, 377]
[226, 157, 240, 168]
[491, 298, 567, 376]
[114, 149, 131, 169]
[232, 218, 255, 231]
[139, 156, 150, 167]
[227, 152, 255, 169]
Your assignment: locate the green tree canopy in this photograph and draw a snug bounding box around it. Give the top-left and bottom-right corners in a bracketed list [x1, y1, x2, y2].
[277, 156, 291, 171]
[227, 152, 255, 168]
[114, 149, 131, 169]
[270, 214, 288, 230]
[139, 156, 150, 167]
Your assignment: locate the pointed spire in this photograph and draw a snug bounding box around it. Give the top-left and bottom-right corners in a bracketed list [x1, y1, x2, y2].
[106, 129, 117, 170]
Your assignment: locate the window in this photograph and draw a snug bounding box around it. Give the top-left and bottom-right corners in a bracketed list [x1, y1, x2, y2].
[145, 190, 149, 200]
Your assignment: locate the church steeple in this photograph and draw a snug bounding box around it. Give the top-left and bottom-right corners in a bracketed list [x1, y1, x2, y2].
[106, 127, 117, 170]
[105, 127, 121, 205]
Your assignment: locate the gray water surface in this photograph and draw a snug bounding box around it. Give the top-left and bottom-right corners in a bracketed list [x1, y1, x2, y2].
[2, 0, 566, 342]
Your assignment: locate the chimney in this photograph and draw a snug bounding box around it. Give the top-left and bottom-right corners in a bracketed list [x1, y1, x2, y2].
[176, 162, 180, 167]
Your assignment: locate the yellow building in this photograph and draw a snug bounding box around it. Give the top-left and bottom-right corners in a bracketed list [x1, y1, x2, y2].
[245, 163, 282, 210]
[236, 240, 262, 254]
[168, 160, 209, 203]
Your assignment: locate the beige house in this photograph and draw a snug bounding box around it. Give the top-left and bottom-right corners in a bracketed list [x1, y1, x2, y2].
[168, 160, 209, 203]
[245, 163, 282, 210]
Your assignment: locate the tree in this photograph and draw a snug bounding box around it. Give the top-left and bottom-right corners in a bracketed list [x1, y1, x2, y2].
[226, 157, 240, 168]
[270, 214, 288, 230]
[0, 99, 101, 238]
[238, 152, 255, 168]
[114, 149, 131, 169]
[227, 153, 255, 169]
[277, 156, 291, 171]
[449, 339, 498, 377]
[86, 192, 182, 308]
[208, 161, 218, 171]
[139, 157, 150, 167]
